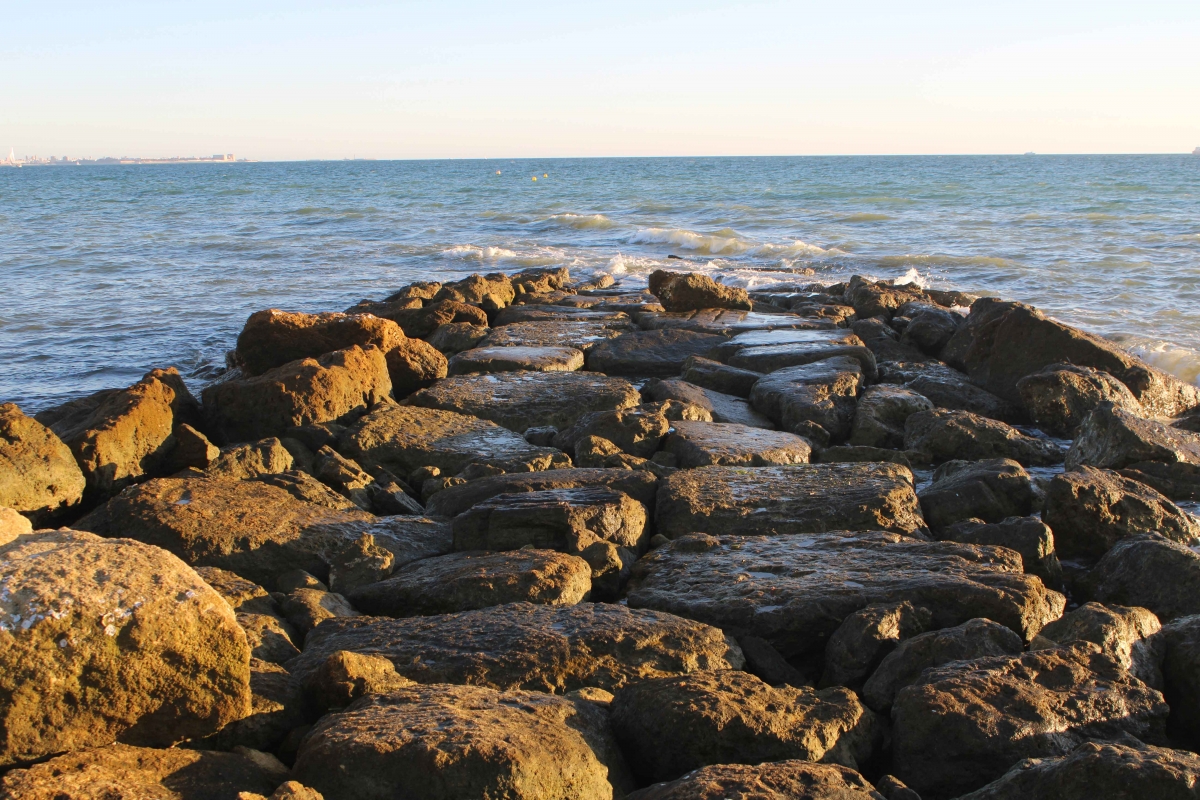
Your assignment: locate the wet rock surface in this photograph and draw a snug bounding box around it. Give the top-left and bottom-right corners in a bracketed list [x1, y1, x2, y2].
[1066, 401, 1200, 471]
[749, 356, 865, 444]
[820, 601, 932, 690]
[425, 467, 660, 518]
[645, 378, 775, 428]
[850, 385, 935, 449]
[681, 354, 763, 397]
[904, 409, 1063, 465]
[1017, 362, 1144, 435]
[585, 329, 729, 376]
[918, 458, 1035, 530]
[879, 360, 1021, 422]
[940, 516, 1063, 587]
[663, 420, 812, 467]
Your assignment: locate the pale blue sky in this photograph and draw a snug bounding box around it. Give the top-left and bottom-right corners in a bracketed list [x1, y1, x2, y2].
[4, 1, 1199, 159]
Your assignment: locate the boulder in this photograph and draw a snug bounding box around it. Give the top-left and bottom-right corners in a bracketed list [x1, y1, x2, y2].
[709, 328, 859, 360]
[843, 276, 930, 320]
[820, 602, 931, 690]
[862, 618, 1024, 713]
[585, 329, 729, 377]
[410, 371, 640, 434]
[426, 467, 659, 518]
[238, 613, 302, 664]
[302, 649, 415, 713]
[681, 355, 763, 398]
[1083, 534, 1200, 621]
[1031, 602, 1162, 686]
[917, 458, 1035, 530]
[162, 422, 220, 472]
[749, 357, 865, 444]
[1153, 614, 1200, 744]
[353, 298, 488, 338]
[940, 516, 1063, 588]
[384, 337, 448, 397]
[898, 302, 963, 356]
[206, 437, 295, 480]
[0, 531, 251, 765]
[425, 321, 488, 354]
[0, 403, 86, 523]
[1117, 460, 1200, 502]
[626, 531, 1064, 663]
[648, 269, 752, 311]
[288, 602, 744, 693]
[611, 670, 880, 783]
[234, 308, 406, 376]
[850, 386, 935, 449]
[878, 361, 1021, 422]
[890, 643, 1169, 798]
[851, 318, 928, 363]
[943, 297, 1199, 415]
[325, 532, 395, 593]
[203, 658, 305, 753]
[903, 409, 1062, 465]
[0, 507, 32, 546]
[654, 463, 925, 538]
[452, 487, 648, 553]
[292, 684, 631, 800]
[553, 403, 671, 458]
[1043, 466, 1200, 559]
[1066, 402, 1200, 471]
[338, 404, 570, 478]
[645, 378, 775, 428]
[202, 347, 392, 444]
[433, 272, 516, 309]
[279, 588, 358, 639]
[1016, 362, 1144, 435]
[0, 743, 284, 800]
[663, 421, 811, 467]
[625, 760, 886, 800]
[954, 741, 1200, 800]
[482, 319, 631, 351]
[447, 345, 584, 375]
[348, 549, 592, 616]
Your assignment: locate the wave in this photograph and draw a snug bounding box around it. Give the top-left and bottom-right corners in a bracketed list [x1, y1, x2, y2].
[1124, 340, 1200, 387]
[837, 213, 892, 223]
[549, 213, 614, 230]
[440, 245, 519, 261]
[631, 227, 838, 260]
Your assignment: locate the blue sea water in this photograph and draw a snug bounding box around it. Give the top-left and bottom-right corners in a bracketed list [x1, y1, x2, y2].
[2, 155, 1199, 412]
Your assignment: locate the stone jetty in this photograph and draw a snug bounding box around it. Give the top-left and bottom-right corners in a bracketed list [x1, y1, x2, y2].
[3, 267, 1200, 799]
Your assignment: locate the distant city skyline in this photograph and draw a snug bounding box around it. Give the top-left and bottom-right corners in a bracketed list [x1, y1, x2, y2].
[4, 1, 1199, 159]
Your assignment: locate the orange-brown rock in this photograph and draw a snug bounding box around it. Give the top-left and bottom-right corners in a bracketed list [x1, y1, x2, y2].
[0, 404, 85, 524]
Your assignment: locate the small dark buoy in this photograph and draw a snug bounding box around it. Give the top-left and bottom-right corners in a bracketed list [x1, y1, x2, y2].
[667, 254, 682, 260]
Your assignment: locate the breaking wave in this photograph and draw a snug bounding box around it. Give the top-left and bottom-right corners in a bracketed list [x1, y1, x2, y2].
[549, 213, 615, 230]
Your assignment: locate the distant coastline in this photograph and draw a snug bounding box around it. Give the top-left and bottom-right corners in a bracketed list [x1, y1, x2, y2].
[6, 153, 254, 167]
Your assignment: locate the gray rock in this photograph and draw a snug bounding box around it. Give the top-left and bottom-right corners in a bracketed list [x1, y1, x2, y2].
[447, 345, 585, 374]
[553, 403, 671, 458]
[425, 468, 660, 518]
[749, 356, 865, 444]
[852, 318, 929, 363]
[1066, 402, 1200, 471]
[899, 302, 963, 357]
[639, 308, 824, 336]
[626, 531, 1064, 664]
[645, 378, 774, 428]
[818, 445, 924, 469]
[1017, 362, 1144, 436]
[681, 354, 763, 397]
[725, 334, 877, 380]
[664, 420, 812, 467]
[904, 409, 1063, 465]
[1118, 460, 1200, 502]
[452, 487, 648, 553]
[481, 319, 631, 351]
[1083, 534, 1200, 621]
[940, 516, 1063, 588]
[918, 458, 1035, 530]
[710, 327, 857, 359]
[878, 360, 1022, 423]
[625, 760, 886, 800]
[820, 602, 932, 689]
[585, 329, 730, 377]
[843, 276, 931, 320]
[862, 617, 1024, 713]
[850, 385, 935, 449]
[1031, 602, 1162, 687]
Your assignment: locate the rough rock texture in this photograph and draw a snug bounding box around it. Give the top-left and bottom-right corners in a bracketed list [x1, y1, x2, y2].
[820, 602, 932, 689]
[726, 336, 877, 381]
[481, 320, 630, 351]
[433, 272, 517, 309]
[163, 422, 220, 472]
[425, 321, 489, 354]
[653, 463, 925, 538]
[325, 532, 395, 593]
[878, 361, 1021, 423]
[943, 297, 1199, 415]
[239, 613, 302, 664]
[1031, 602, 1162, 686]
[278, 588, 358, 638]
[338, 404, 570, 478]
[918, 458, 1035, 530]
[891, 643, 1169, 799]
[288, 602, 744, 694]
[1154, 614, 1200, 744]
[1016, 362, 1144, 435]
[585, 329, 729, 377]
[202, 658, 304, 753]
[553, 404, 671, 459]
[452, 487, 648, 552]
[1118, 460, 1200, 502]
[1083, 534, 1200, 621]
[354, 298, 488, 338]
[0, 508, 32, 546]
[408, 371, 640, 433]
[302, 649, 416, 713]
[627, 532, 1064, 663]
[206, 437, 295, 480]
[348, 549, 592, 616]
[292, 684, 632, 800]
[954, 741, 1200, 800]
[708, 329, 866, 363]
[384, 337, 448, 397]
[681, 355, 764, 398]
[76, 476, 375, 587]
[664, 421, 812, 467]
[861, 618, 1026, 712]
[645, 378, 775, 428]
[625, 760, 886, 800]
[904, 409, 1062, 465]
[1066, 402, 1200, 471]
[0, 743, 284, 800]
[641, 308, 827, 336]
[448, 345, 584, 375]
[201, 347, 392, 444]
[0, 531, 251, 766]
[941, 516, 1063, 588]
[843, 276, 930, 321]
[749, 357, 865, 444]
[852, 318, 928, 364]
[611, 670, 881, 783]
[1043, 466, 1200, 559]
[426, 468, 660, 518]
[850, 386, 935, 449]
[0, 403, 86, 523]
[899, 301, 963, 356]
[649, 269, 752, 311]
[234, 308, 407, 376]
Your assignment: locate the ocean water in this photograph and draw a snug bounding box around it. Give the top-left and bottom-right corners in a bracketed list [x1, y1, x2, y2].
[2, 155, 1199, 412]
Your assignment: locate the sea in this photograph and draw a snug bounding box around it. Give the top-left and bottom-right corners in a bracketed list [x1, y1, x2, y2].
[2, 155, 1199, 413]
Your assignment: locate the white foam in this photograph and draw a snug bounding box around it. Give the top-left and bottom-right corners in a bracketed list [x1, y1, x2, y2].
[549, 213, 614, 230]
[440, 245, 519, 261]
[1126, 341, 1200, 387]
[630, 227, 749, 255]
[893, 267, 928, 288]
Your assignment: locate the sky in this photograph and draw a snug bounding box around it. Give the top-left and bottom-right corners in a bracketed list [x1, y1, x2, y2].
[3, 1, 1199, 159]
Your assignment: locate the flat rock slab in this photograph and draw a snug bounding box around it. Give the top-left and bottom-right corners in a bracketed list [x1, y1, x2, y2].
[339, 404, 570, 478]
[710, 328, 863, 361]
[408, 371, 640, 433]
[749, 357, 865, 443]
[289, 601, 745, 694]
[481, 320, 630, 351]
[654, 463, 925, 538]
[626, 760, 883, 800]
[664, 421, 811, 467]
[637, 309, 830, 335]
[681, 355, 764, 398]
[585, 330, 729, 377]
[904, 409, 1063, 466]
[292, 684, 632, 800]
[452, 487, 648, 552]
[426, 467, 660, 518]
[448, 345, 584, 375]
[728, 341, 877, 380]
[495, 304, 632, 325]
[891, 644, 1169, 798]
[349, 549, 591, 616]
[626, 531, 1065, 661]
[646, 378, 774, 428]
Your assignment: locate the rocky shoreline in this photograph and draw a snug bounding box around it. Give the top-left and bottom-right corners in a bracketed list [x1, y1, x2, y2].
[3, 267, 1200, 799]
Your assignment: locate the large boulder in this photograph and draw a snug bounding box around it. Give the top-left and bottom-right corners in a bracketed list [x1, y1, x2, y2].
[1066, 402, 1200, 472]
[292, 684, 631, 800]
[202, 347, 392, 444]
[842, 276, 930, 320]
[940, 516, 1063, 588]
[850, 385, 935, 449]
[1153, 614, 1200, 744]
[384, 337, 448, 397]
[954, 741, 1200, 800]
[288, 602, 744, 693]
[943, 297, 1199, 416]
[878, 361, 1021, 423]
[648, 269, 752, 311]
[749, 356, 864, 444]
[898, 301, 963, 356]
[917, 458, 1035, 530]
[663, 421, 811, 467]
[426, 468, 659, 518]
[408, 371, 640, 433]
[553, 403, 672, 459]
[0, 508, 32, 546]
[654, 463, 925, 538]
[626, 531, 1064, 663]
[0, 403, 85, 524]
[626, 760, 886, 800]
[1043, 466, 1200, 559]
[820, 602, 931, 690]
[352, 298, 488, 338]
[645, 378, 774, 428]
[851, 318, 928, 363]
[610, 670, 880, 783]
[338, 404, 570, 478]
[1031, 602, 1162, 687]
[433, 272, 517, 309]
[234, 308, 404, 375]
[904, 409, 1062, 465]
[1016, 362, 1144, 435]
[681, 355, 763, 398]
[890, 644, 1169, 798]
[719, 330, 876, 379]
[0, 531, 251, 766]
[585, 329, 729, 377]
[1082, 534, 1200, 621]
